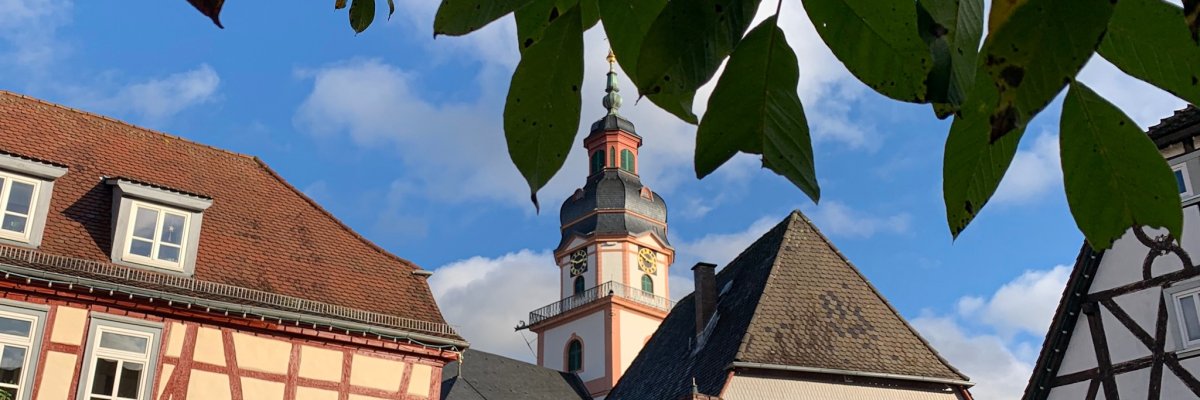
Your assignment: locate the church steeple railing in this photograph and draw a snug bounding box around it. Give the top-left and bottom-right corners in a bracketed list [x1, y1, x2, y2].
[517, 280, 675, 330]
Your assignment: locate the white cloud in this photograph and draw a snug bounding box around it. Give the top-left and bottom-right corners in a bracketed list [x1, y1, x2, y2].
[0, 0, 71, 70]
[429, 249, 558, 362]
[1077, 56, 1187, 129]
[911, 315, 1033, 400]
[669, 215, 781, 299]
[956, 265, 1071, 337]
[992, 131, 1061, 205]
[913, 264, 1071, 400]
[72, 64, 222, 127]
[805, 201, 911, 238]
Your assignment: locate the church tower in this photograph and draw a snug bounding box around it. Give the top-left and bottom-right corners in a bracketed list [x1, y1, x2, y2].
[518, 52, 675, 399]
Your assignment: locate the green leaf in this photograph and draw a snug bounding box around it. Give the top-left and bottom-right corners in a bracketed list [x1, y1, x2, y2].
[434, 0, 537, 36]
[942, 72, 1027, 238]
[696, 17, 819, 201]
[598, 0, 667, 82]
[980, 0, 1114, 143]
[515, 0, 578, 54]
[505, 4, 585, 210]
[580, 0, 599, 30]
[803, 0, 933, 103]
[986, 0, 1028, 34]
[918, 0, 983, 117]
[635, 0, 763, 123]
[1098, 0, 1200, 106]
[186, 0, 226, 28]
[387, 0, 395, 19]
[349, 0, 375, 33]
[336, 0, 347, 9]
[1185, 0, 1200, 43]
[1060, 81, 1182, 249]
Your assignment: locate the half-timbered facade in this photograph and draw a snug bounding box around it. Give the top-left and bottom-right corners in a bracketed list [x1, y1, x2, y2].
[1025, 106, 1200, 399]
[0, 90, 466, 400]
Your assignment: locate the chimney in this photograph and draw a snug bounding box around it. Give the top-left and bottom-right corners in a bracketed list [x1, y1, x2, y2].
[692, 262, 718, 336]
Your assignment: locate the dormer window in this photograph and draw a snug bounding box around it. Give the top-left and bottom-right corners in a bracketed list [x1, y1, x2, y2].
[124, 201, 190, 268]
[107, 179, 212, 275]
[0, 153, 67, 248]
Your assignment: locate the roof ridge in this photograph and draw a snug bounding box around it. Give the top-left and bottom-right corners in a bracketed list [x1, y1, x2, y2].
[781, 210, 970, 381]
[733, 215, 794, 358]
[0, 90, 255, 162]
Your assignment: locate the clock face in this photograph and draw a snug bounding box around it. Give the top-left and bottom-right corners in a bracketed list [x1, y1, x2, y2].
[569, 249, 588, 277]
[638, 248, 657, 275]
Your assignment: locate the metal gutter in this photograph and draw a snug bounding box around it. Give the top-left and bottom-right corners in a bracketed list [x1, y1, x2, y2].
[0, 262, 470, 349]
[728, 361, 975, 387]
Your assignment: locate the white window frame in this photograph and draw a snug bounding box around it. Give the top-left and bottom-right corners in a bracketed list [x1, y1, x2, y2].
[77, 315, 161, 400]
[1174, 163, 1193, 198]
[0, 301, 47, 400]
[0, 172, 39, 243]
[119, 200, 191, 271]
[1175, 287, 1200, 350]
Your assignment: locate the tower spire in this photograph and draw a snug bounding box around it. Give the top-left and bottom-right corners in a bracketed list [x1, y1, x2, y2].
[603, 49, 622, 115]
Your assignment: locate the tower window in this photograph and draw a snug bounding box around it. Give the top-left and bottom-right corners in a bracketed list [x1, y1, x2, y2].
[573, 276, 585, 296]
[566, 339, 583, 372]
[641, 274, 654, 294]
[590, 151, 605, 174]
[609, 146, 616, 167]
[620, 149, 635, 173]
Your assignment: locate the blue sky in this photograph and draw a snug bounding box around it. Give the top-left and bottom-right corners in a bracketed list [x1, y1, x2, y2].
[0, 1, 1188, 398]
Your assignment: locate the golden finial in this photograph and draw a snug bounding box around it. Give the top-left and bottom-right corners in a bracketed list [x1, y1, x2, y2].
[607, 49, 617, 68]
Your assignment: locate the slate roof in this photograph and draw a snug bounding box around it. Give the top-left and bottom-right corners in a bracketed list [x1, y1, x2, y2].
[607, 211, 969, 399]
[440, 350, 590, 400]
[0, 91, 460, 341]
[1147, 105, 1200, 148]
[558, 169, 668, 250]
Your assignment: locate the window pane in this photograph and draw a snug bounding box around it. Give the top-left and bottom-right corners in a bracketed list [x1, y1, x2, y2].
[1177, 170, 1188, 194]
[5, 182, 32, 215]
[116, 362, 142, 398]
[128, 239, 152, 258]
[0, 346, 25, 385]
[0, 387, 16, 400]
[0, 317, 31, 337]
[1182, 295, 1200, 341]
[156, 245, 180, 263]
[99, 332, 148, 354]
[131, 208, 158, 240]
[90, 358, 118, 395]
[160, 213, 185, 245]
[0, 215, 25, 234]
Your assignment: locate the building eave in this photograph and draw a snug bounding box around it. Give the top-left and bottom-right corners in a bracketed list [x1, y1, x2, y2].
[727, 361, 975, 387]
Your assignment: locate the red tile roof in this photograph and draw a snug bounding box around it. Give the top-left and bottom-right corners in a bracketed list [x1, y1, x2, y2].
[0, 90, 458, 339]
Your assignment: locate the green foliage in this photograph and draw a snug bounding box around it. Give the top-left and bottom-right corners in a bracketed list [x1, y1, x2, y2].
[1099, 0, 1200, 106]
[943, 0, 1113, 238]
[597, 0, 667, 87]
[803, 0, 931, 103]
[504, 4, 585, 210]
[695, 17, 818, 201]
[183, 0, 1200, 250]
[918, 0, 983, 118]
[633, 0, 763, 123]
[349, 0, 376, 33]
[1060, 82, 1182, 249]
[433, 0, 537, 36]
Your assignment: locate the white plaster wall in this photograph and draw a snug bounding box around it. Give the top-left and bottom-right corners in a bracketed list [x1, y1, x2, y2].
[541, 311, 607, 382]
[617, 310, 660, 374]
[1090, 206, 1200, 294]
[601, 251, 622, 285]
[1051, 204, 1200, 398]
